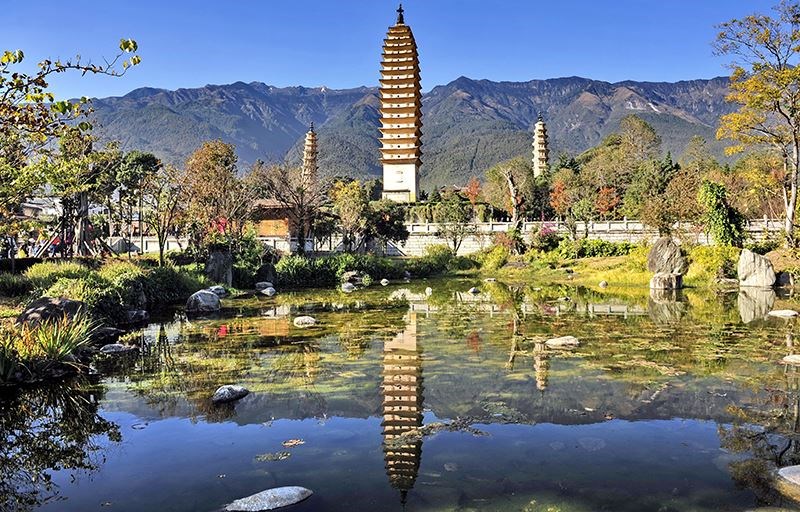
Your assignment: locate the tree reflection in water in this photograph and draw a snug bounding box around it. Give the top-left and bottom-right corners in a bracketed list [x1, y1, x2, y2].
[0, 378, 120, 511]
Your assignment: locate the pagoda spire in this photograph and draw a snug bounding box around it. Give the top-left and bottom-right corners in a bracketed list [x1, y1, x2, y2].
[301, 124, 318, 187]
[379, 4, 422, 202]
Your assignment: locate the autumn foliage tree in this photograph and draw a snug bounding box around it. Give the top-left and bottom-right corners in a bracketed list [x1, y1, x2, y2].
[715, 0, 800, 243]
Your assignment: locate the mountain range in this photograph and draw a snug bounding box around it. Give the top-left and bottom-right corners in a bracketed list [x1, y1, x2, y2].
[87, 75, 735, 190]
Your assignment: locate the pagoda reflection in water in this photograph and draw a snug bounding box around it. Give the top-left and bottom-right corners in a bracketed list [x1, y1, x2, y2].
[381, 311, 423, 506]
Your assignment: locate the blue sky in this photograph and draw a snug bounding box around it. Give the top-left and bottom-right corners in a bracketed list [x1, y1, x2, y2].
[3, 0, 777, 100]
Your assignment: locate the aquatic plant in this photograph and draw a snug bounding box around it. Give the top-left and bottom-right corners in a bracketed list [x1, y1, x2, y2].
[31, 313, 96, 364]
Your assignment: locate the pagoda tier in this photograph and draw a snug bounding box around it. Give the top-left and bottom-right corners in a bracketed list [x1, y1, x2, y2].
[379, 5, 422, 202]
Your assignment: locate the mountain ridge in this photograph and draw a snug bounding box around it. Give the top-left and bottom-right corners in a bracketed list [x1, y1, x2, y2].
[86, 74, 735, 189]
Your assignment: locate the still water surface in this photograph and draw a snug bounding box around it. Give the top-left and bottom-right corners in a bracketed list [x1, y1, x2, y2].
[5, 279, 800, 511]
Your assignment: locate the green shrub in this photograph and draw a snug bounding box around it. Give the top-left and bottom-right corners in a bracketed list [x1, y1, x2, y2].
[745, 238, 780, 255]
[0, 273, 33, 297]
[449, 256, 479, 271]
[475, 245, 510, 271]
[146, 265, 208, 305]
[423, 244, 454, 268]
[361, 274, 373, 287]
[45, 275, 125, 324]
[556, 239, 637, 259]
[686, 245, 741, 282]
[529, 226, 562, 253]
[25, 261, 90, 291]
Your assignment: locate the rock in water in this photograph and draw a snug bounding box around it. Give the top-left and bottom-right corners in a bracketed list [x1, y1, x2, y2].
[468, 287, 480, 295]
[425, 287, 433, 296]
[380, 278, 390, 286]
[341, 282, 356, 293]
[775, 465, 800, 502]
[99, 344, 138, 356]
[647, 237, 688, 275]
[545, 336, 580, 348]
[649, 273, 683, 290]
[186, 290, 221, 314]
[782, 355, 800, 365]
[293, 316, 316, 328]
[255, 282, 273, 291]
[208, 285, 227, 297]
[212, 385, 249, 404]
[224, 486, 313, 511]
[599, 280, 609, 288]
[261, 287, 277, 297]
[124, 309, 150, 324]
[16, 297, 86, 326]
[738, 249, 776, 288]
[769, 310, 799, 319]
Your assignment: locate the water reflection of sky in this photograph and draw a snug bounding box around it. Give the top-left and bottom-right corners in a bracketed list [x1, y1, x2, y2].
[14, 281, 800, 511]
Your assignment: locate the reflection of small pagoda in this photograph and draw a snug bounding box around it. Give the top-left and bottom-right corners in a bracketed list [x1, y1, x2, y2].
[533, 340, 549, 392]
[381, 311, 423, 505]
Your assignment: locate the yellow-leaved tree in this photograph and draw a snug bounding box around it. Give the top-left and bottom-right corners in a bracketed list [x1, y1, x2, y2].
[715, 0, 800, 244]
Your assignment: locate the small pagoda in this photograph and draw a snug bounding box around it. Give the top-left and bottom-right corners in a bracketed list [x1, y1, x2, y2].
[301, 123, 318, 187]
[532, 113, 549, 178]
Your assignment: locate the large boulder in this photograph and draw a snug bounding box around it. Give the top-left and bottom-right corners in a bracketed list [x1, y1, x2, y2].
[16, 297, 86, 326]
[224, 486, 313, 512]
[649, 273, 683, 290]
[208, 285, 227, 297]
[647, 237, 688, 275]
[205, 250, 233, 286]
[186, 290, 221, 314]
[341, 270, 366, 284]
[545, 336, 580, 348]
[738, 249, 776, 288]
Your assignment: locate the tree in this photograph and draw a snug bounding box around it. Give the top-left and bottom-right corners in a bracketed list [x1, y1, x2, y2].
[435, 192, 475, 253]
[365, 200, 410, 252]
[118, 151, 160, 253]
[715, 1, 800, 243]
[485, 157, 536, 228]
[698, 180, 746, 246]
[256, 163, 330, 254]
[331, 180, 369, 252]
[464, 176, 482, 206]
[141, 165, 186, 266]
[0, 41, 140, 222]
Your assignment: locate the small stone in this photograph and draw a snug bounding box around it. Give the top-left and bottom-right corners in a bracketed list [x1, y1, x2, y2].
[124, 309, 150, 324]
[484, 278, 497, 282]
[545, 336, 580, 348]
[341, 282, 356, 293]
[208, 285, 227, 297]
[380, 278, 390, 286]
[425, 287, 433, 296]
[468, 287, 480, 295]
[261, 287, 277, 297]
[99, 344, 138, 356]
[224, 486, 313, 512]
[769, 310, 799, 318]
[212, 385, 250, 404]
[776, 465, 800, 502]
[782, 355, 800, 365]
[599, 280, 608, 288]
[293, 316, 316, 328]
[255, 282, 273, 291]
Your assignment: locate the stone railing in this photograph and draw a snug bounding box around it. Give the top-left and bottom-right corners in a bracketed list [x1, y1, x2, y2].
[111, 218, 784, 258]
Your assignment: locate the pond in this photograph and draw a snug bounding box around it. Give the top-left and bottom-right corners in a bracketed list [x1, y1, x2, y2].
[4, 279, 800, 511]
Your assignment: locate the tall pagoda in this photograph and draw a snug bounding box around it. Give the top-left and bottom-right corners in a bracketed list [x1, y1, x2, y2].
[532, 113, 549, 178]
[379, 4, 423, 203]
[301, 123, 318, 188]
[381, 312, 424, 505]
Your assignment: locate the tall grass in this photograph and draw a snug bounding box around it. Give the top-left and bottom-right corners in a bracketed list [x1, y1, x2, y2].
[32, 313, 96, 363]
[0, 273, 33, 297]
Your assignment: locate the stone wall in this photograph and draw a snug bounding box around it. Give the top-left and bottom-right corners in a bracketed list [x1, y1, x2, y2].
[119, 218, 785, 258]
